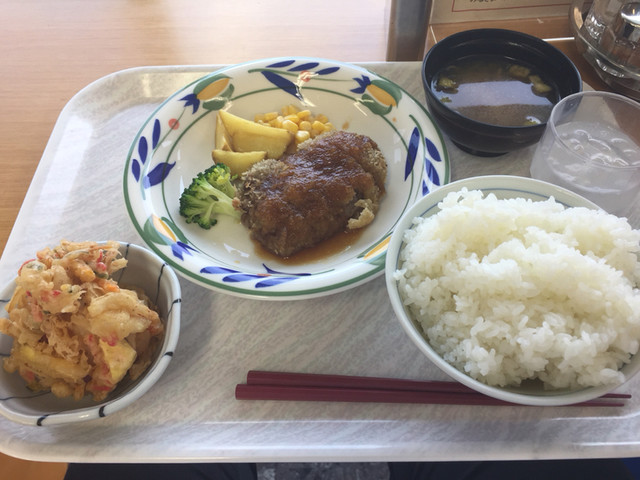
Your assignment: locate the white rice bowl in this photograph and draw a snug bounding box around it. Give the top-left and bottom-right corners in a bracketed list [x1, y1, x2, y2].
[386, 176, 640, 405]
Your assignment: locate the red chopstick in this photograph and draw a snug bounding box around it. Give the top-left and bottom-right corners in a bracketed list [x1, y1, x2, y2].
[235, 370, 631, 407]
[246, 370, 475, 393]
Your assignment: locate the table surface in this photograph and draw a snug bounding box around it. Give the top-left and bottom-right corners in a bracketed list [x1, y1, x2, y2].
[0, 0, 630, 464]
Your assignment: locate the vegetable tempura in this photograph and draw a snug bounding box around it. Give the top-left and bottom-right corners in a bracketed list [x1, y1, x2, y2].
[0, 240, 163, 401]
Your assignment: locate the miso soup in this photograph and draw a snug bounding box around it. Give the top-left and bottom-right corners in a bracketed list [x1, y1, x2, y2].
[431, 55, 559, 127]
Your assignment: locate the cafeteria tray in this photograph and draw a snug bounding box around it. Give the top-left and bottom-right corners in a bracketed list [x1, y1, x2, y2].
[0, 62, 638, 463]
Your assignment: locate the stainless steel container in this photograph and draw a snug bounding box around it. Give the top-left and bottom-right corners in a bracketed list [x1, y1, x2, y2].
[571, 0, 640, 100]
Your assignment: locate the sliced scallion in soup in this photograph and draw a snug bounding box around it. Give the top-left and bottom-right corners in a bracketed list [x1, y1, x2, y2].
[432, 55, 559, 127]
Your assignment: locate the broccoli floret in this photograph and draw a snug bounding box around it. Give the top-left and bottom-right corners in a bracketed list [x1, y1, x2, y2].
[202, 163, 236, 198]
[178, 163, 241, 229]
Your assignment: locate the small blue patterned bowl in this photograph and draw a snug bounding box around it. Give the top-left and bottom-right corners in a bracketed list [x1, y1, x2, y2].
[0, 242, 181, 425]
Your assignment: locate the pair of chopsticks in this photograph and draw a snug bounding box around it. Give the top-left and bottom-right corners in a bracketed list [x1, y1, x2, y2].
[235, 370, 632, 407]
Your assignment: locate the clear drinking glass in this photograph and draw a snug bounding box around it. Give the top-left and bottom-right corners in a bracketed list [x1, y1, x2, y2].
[530, 91, 640, 218]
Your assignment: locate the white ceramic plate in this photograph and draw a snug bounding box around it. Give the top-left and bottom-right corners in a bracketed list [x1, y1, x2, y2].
[124, 57, 449, 299]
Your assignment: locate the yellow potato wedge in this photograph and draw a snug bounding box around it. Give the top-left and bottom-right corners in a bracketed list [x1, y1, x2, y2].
[231, 131, 292, 159]
[218, 109, 292, 159]
[215, 114, 233, 151]
[212, 149, 267, 176]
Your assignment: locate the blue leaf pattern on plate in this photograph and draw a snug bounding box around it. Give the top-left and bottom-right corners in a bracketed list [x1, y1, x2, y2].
[288, 62, 319, 71]
[263, 264, 311, 276]
[261, 70, 300, 99]
[152, 119, 161, 149]
[255, 276, 300, 288]
[427, 160, 441, 185]
[200, 266, 238, 275]
[132, 159, 141, 182]
[404, 127, 420, 180]
[267, 60, 296, 68]
[143, 162, 176, 189]
[422, 180, 430, 196]
[315, 66, 340, 75]
[200, 264, 307, 288]
[138, 136, 148, 165]
[426, 137, 441, 162]
[256, 60, 342, 100]
[419, 133, 443, 196]
[422, 160, 441, 195]
[220, 273, 268, 283]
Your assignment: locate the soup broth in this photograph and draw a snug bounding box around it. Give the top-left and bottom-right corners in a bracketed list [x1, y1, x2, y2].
[432, 55, 560, 127]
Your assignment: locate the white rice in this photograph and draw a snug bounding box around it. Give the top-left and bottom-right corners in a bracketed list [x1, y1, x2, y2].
[394, 188, 640, 389]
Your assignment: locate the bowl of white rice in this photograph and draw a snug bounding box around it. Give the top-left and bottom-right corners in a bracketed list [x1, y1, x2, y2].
[386, 175, 640, 406]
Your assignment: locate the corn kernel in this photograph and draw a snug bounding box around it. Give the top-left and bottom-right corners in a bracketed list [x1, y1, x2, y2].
[282, 105, 297, 115]
[284, 114, 300, 124]
[297, 109, 311, 120]
[316, 114, 329, 123]
[282, 119, 299, 133]
[299, 120, 312, 131]
[263, 111, 278, 121]
[295, 130, 311, 144]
